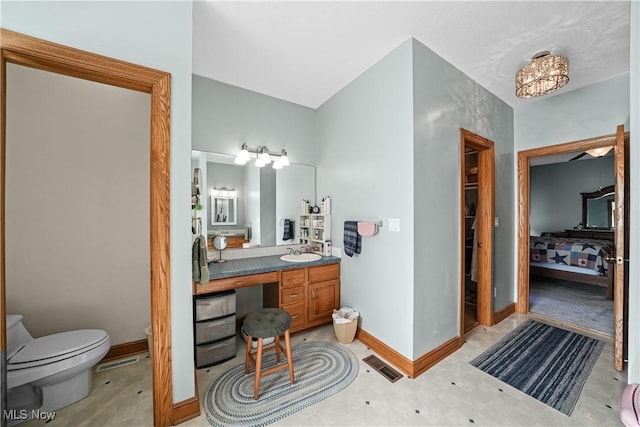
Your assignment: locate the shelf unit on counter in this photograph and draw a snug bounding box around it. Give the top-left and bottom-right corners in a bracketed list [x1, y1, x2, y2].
[298, 213, 331, 255]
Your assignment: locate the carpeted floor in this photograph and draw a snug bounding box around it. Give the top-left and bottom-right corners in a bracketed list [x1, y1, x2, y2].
[529, 275, 613, 336]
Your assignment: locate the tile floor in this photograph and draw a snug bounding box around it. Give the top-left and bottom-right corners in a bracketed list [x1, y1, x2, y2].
[21, 313, 626, 426]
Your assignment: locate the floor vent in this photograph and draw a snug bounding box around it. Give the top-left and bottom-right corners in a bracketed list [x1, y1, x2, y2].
[363, 355, 403, 383]
[95, 356, 140, 373]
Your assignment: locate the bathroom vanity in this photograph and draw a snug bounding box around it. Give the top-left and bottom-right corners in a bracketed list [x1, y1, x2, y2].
[192, 255, 341, 366]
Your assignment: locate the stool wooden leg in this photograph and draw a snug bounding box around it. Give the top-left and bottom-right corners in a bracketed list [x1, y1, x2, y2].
[254, 338, 264, 400]
[244, 335, 253, 374]
[284, 329, 295, 384]
[274, 335, 282, 363]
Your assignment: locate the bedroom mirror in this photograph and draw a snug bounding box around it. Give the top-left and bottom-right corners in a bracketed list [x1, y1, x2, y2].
[191, 150, 316, 248]
[581, 185, 615, 229]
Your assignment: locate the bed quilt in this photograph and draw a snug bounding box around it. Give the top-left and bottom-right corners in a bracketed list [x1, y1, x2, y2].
[530, 236, 612, 276]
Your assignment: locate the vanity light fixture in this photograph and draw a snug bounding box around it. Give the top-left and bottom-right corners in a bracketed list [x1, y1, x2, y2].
[586, 146, 614, 158]
[515, 51, 569, 98]
[233, 143, 290, 169]
[211, 187, 237, 198]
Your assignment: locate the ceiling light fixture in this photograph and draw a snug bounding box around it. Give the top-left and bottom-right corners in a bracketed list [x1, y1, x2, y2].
[586, 146, 614, 158]
[234, 143, 290, 169]
[515, 51, 569, 98]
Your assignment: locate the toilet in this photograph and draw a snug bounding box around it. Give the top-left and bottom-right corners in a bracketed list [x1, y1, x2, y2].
[6, 314, 111, 415]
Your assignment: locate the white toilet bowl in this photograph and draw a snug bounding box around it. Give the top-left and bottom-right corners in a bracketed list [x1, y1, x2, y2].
[6, 314, 111, 414]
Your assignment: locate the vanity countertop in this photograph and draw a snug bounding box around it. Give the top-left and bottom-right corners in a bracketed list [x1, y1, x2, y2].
[206, 254, 341, 281]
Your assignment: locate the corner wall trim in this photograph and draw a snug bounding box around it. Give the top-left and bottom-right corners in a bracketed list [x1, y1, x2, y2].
[172, 395, 200, 425]
[101, 339, 149, 363]
[493, 303, 516, 325]
[356, 328, 461, 378]
[172, 371, 200, 425]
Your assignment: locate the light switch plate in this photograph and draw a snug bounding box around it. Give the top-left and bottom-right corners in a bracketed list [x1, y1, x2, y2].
[494, 217, 499, 227]
[389, 218, 400, 232]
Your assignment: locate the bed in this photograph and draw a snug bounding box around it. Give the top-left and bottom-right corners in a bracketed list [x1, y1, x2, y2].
[529, 234, 614, 299]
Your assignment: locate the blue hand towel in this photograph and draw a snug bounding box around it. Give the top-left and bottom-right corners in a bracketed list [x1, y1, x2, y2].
[343, 221, 361, 257]
[283, 219, 293, 241]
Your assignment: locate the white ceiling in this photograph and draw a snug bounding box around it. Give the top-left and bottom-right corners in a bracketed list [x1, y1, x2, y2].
[192, 1, 630, 110]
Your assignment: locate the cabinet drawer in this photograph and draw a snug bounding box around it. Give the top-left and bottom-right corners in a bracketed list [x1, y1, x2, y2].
[195, 315, 236, 345]
[195, 336, 236, 368]
[194, 271, 279, 294]
[281, 285, 305, 305]
[283, 302, 305, 330]
[194, 290, 236, 321]
[308, 263, 340, 283]
[282, 269, 306, 287]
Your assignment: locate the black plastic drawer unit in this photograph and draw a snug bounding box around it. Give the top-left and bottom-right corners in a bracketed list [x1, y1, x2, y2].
[194, 290, 237, 368]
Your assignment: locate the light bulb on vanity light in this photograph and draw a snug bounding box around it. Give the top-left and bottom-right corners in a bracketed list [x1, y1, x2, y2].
[278, 149, 290, 167]
[258, 146, 271, 165]
[234, 143, 250, 165]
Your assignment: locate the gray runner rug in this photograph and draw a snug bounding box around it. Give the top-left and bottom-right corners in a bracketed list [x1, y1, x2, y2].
[470, 319, 604, 416]
[205, 341, 358, 426]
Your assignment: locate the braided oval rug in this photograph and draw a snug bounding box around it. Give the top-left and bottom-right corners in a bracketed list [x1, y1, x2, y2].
[204, 341, 358, 426]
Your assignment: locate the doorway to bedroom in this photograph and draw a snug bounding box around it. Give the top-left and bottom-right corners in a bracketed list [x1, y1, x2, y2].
[516, 126, 629, 370]
[528, 149, 615, 337]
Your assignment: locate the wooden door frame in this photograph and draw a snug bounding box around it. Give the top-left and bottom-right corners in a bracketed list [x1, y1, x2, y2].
[460, 129, 494, 338]
[516, 132, 624, 311]
[0, 30, 173, 426]
[516, 129, 627, 371]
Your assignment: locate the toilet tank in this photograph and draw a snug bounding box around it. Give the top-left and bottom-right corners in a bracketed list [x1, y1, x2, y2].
[6, 314, 34, 357]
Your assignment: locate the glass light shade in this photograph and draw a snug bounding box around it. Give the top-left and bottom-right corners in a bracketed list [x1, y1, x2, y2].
[257, 147, 271, 164]
[255, 157, 266, 167]
[234, 143, 251, 165]
[516, 51, 569, 98]
[279, 149, 290, 167]
[586, 146, 614, 158]
[272, 158, 283, 169]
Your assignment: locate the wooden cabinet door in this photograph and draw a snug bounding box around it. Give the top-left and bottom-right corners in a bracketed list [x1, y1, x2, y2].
[308, 279, 339, 323]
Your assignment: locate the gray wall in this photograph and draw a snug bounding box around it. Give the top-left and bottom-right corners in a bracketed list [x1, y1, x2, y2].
[530, 157, 615, 236]
[514, 73, 633, 379]
[3, 0, 196, 402]
[192, 76, 316, 166]
[316, 40, 416, 357]
[411, 39, 514, 358]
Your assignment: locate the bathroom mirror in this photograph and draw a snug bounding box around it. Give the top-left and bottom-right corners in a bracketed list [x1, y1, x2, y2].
[191, 150, 315, 248]
[581, 185, 615, 229]
[211, 195, 237, 225]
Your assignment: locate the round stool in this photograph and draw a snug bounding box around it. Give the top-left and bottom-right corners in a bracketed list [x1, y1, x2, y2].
[243, 308, 295, 399]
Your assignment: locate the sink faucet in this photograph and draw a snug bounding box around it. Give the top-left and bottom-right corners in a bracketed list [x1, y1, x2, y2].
[287, 247, 301, 255]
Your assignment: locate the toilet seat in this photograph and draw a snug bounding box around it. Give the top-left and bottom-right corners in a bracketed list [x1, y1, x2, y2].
[8, 330, 109, 370]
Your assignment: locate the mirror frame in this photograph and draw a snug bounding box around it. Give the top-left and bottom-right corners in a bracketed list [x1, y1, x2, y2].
[581, 184, 615, 229]
[211, 195, 237, 225]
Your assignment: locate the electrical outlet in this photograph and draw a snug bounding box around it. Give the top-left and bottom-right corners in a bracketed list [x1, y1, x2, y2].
[494, 217, 499, 227]
[389, 218, 400, 232]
